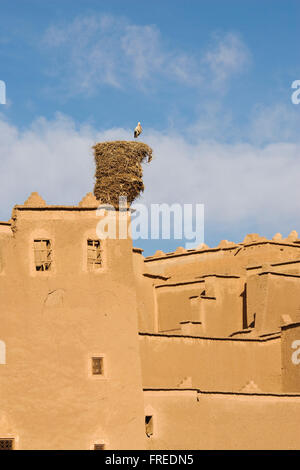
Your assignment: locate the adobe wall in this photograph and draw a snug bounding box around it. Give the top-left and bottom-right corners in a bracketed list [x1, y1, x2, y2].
[144, 390, 300, 450]
[247, 273, 300, 334]
[139, 240, 300, 337]
[144, 241, 300, 280]
[155, 280, 205, 333]
[1, 196, 300, 450]
[154, 276, 245, 336]
[132, 250, 158, 332]
[0, 204, 146, 449]
[0, 222, 11, 273]
[139, 334, 281, 393]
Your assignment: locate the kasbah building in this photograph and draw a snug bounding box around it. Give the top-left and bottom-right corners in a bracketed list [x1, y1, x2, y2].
[1, 141, 300, 451]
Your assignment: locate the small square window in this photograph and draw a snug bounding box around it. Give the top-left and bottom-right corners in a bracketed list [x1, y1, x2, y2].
[94, 443, 105, 450]
[87, 240, 102, 270]
[34, 239, 52, 271]
[92, 357, 104, 376]
[0, 439, 14, 450]
[145, 416, 154, 437]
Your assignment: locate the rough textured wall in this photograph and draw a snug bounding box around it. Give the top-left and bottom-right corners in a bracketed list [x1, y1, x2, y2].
[155, 281, 205, 333]
[132, 251, 157, 333]
[144, 242, 300, 280]
[144, 390, 300, 450]
[140, 334, 281, 393]
[247, 273, 300, 334]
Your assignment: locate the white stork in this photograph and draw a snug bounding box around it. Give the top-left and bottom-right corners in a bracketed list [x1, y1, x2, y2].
[134, 122, 142, 138]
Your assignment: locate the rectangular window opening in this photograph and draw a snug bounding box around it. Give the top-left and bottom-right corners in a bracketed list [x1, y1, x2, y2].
[145, 416, 154, 437]
[92, 356, 104, 376]
[87, 240, 102, 271]
[34, 239, 52, 272]
[94, 443, 105, 450]
[87, 239, 102, 270]
[0, 439, 14, 450]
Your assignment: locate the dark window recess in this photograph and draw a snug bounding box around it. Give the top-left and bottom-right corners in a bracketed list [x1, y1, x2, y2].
[34, 239, 52, 271]
[94, 444, 105, 450]
[0, 439, 14, 450]
[87, 240, 102, 270]
[145, 416, 154, 437]
[92, 357, 104, 375]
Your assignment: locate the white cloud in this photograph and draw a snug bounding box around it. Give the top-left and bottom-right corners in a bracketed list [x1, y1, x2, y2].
[120, 24, 165, 81]
[248, 103, 300, 145]
[42, 15, 250, 96]
[0, 110, 300, 245]
[203, 32, 250, 87]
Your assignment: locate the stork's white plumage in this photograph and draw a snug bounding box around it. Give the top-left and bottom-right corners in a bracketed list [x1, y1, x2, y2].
[134, 122, 142, 138]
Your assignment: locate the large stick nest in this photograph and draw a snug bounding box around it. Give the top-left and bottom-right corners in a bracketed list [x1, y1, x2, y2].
[93, 141, 153, 208]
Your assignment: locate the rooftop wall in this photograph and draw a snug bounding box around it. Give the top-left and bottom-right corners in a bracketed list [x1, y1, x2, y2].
[137, 234, 300, 338]
[247, 272, 300, 335]
[144, 239, 300, 280]
[139, 333, 281, 393]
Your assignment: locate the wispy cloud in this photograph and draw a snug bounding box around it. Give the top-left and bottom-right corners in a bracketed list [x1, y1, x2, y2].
[248, 103, 300, 145]
[203, 32, 251, 87]
[42, 14, 250, 96]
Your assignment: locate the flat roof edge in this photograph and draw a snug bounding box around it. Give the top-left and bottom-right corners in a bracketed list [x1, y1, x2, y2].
[14, 205, 132, 212]
[143, 388, 300, 398]
[139, 332, 281, 342]
[145, 241, 300, 262]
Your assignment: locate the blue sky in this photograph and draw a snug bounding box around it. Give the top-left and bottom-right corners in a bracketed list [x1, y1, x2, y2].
[0, 0, 300, 255]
